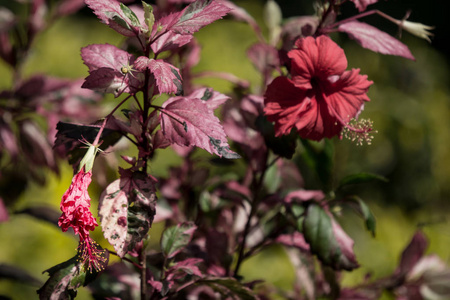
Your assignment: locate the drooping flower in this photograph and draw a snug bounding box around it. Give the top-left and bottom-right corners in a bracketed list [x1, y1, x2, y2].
[58, 145, 106, 272]
[264, 35, 373, 141]
[58, 168, 98, 237]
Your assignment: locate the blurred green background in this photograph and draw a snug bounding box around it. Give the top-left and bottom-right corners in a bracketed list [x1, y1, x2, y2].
[1, 0, 449, 299]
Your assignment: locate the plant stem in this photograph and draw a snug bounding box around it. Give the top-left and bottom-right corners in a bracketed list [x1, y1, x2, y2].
[233, 151, 269, 277]
[109, 250, 142, 269]
[140, 242, 147, 300]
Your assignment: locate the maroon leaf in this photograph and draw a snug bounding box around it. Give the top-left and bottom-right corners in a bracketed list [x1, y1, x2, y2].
[85, 0, 141, 37]
[160, 96, 239, 158]
[188, 87, 229, 110]
[134, 57, 182, 95]
[54, 120, 122, 166]
[350, 0, 378, 12]
[397, 231, 428, 276]
[99, 169, 156, 257]
[81, 44, 142, 96]
[338, 21, 415, 60]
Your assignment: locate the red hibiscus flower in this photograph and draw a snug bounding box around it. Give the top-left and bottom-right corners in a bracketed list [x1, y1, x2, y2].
[59, 167, 106, 271]
[264, 35, 373, 141]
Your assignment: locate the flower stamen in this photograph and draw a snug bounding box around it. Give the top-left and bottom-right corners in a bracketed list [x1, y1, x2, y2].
[342, 118, 377, 145]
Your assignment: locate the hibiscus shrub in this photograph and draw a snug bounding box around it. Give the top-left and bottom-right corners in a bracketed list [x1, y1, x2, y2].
[0, 0, 444, 299]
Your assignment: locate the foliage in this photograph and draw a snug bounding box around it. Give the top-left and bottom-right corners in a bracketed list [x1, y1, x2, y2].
[0, 0, 446, 299]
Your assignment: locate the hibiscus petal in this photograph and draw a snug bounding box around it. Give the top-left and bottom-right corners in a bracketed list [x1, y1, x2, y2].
[264, 77, 309, 136]
[289, 36, 347, 89]
[325, 68, 372, 124]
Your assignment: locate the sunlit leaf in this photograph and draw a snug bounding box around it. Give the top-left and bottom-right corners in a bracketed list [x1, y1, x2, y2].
[99, 169, 156, 258]
[339, 21, 415, 60]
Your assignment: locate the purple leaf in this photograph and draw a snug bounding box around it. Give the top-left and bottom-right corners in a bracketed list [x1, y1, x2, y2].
[15, 206, 60, 227]
[281, 16, 319, 44]
[188, 87, 229, 110]
[170, 0, 231, 35]
[0, 198, 8, 223]
[150, 0, 231, 53]
[350, 0, 378, 12]
[284, 190, 325, 204]
[339, 20, 415, 60]
[19, 120, 58, 173]
[0, 264, 42, 286]
[217, 0, 262, 38]
[160, 96, 239, 158]
[56, 0, 85, 16]
[134, 57, 182, 95]
[81, 44, 142, 96]
[161, 222, 197, 259]
[85, 0, 141, 37]
[81, 43, 132, 71]
[99, 169, 156, 257]
[166, 258, 204, 280]
[247, 42, 280, 75]
[0, 119, 18, 160]
[276, 232, 310, 251]
[397, 231, 428, 276]
[150, 29, 193, 54]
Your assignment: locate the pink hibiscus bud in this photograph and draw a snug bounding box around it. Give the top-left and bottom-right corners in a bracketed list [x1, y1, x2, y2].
[58, 145, 106, 272]
[264, 35, 374, 143]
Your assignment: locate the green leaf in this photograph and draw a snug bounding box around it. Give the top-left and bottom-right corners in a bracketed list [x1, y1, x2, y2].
[142, 1, 155, 33]
[255, 115, 297, 159]
[161, 222, 197, 259]
[291, 204, 305, 232]
[338, 173, 388, 190]
[302, 203, 359, 270]
[347, 196, 377, 237]
[120, 3, 140, 27]
[198, 277, 257, 300]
